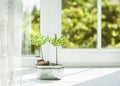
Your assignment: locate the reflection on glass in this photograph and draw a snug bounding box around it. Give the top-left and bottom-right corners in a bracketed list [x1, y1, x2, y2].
[22, 0, 40, 55]
[102, 0, 120, 48]
[62, 0, 97, 48]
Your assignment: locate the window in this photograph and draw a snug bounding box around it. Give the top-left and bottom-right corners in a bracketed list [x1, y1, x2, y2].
[22, 0, 40, 56]
[60, 0, 120, 66]
[22, 0, 120, 67]
[62, 0, 120, 49]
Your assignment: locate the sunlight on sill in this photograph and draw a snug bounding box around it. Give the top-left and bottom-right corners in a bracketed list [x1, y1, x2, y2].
[22, 68, 120, 86]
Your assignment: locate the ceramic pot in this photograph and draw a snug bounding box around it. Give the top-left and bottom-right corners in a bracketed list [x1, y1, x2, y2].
[36, 64, 64, 80]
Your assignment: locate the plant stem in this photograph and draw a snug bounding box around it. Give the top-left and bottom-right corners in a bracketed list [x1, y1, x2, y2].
[40, 46, 44, 59]
[56, 46, 58, 65]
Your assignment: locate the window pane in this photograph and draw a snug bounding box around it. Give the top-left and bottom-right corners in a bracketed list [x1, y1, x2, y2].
[22, 0, 40, 55]
[102, 0, 120, 48]
[62, 0, 97, 48]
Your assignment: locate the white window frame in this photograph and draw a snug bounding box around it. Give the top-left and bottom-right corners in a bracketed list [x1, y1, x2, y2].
[22, 0, 120, 67]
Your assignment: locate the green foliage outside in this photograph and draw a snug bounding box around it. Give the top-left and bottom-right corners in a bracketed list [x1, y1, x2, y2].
[22, 5, 40, 55]
[62, 0, 97, 48]
[31, 7, 40, 34]
[102, 0, 120, 48]
[22, 9, 32, 55]
[31, 6, 40, 54]
[62, 0, 120, 48]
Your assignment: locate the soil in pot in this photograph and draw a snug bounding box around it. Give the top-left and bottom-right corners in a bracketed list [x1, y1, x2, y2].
[36, 59, 49, 65]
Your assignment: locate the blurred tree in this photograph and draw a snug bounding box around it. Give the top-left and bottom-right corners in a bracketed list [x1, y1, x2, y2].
[22, 5, 40, 55]
[31, 6, 40, 54]
[102, 0, 120, 48]
[62, 0, 97, 48]
[62, 0, 120, 48]
[31, 6, 40, 34]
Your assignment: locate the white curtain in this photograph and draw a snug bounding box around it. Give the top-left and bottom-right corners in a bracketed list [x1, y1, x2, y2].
[0, 0, 22, 86]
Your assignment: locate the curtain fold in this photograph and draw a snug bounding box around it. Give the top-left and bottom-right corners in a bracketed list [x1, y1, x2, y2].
[0, 0, 22, 86]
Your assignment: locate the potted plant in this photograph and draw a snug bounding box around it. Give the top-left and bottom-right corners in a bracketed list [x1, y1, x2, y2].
[49, 34, 68, 65]
[31, 33, 68, 80]
[31, 33, 49, 65]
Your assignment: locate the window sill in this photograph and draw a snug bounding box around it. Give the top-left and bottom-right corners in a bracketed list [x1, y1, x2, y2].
[22, 56, 39, 67]
[22, 67, 120, 86]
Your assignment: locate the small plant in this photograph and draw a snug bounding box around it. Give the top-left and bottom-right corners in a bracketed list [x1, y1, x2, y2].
[49, 34, 68, 64]
[32, 34, 67, 80]
[31, 33, 48, 60]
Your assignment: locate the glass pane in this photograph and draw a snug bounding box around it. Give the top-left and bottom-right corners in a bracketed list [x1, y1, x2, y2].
[22, 0, 40, 56]
[62, 0, 97, 48]
[102, 0, 120, 48]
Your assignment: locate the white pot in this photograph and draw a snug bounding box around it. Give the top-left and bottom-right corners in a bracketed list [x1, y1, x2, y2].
[36, 64, 64, 80]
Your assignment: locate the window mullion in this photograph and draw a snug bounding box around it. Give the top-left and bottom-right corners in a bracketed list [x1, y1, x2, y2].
[97, 0, 102, 49]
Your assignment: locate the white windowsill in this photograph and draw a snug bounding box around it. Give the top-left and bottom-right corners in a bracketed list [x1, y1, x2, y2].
[22, 56, 38, 67]
[22, 67, 120, 86]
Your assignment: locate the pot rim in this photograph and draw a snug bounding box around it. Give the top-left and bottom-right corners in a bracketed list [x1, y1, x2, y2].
[36, 64, 64, 69]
